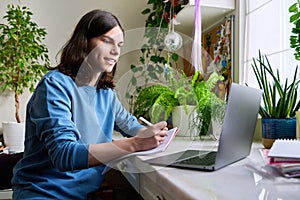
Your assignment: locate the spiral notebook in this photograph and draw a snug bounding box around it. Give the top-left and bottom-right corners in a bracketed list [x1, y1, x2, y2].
[128, 127, 178, 156]
[268, 139, 300, 160]
[267, 139, 300, 178]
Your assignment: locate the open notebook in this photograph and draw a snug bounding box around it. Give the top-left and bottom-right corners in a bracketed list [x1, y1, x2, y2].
[127, 127, 178, 156]
[102, 127, 178, 174]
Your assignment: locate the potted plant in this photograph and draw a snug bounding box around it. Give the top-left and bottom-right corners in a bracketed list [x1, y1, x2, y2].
[251, 50, 300, 148]
[0, 3, 50, 152]
[133, 68, 226, 138]
[133, 83, 178, 123]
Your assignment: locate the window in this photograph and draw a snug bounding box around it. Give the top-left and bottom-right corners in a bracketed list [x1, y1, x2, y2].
[243, 0, 300, 90]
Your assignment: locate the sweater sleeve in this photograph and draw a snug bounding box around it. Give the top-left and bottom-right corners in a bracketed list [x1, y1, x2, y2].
[112, 92, 144, 137]
[28, 75, 89, 171]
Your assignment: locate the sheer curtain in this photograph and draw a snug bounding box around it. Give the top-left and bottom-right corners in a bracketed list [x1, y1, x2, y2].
[243, 0, 300, 90]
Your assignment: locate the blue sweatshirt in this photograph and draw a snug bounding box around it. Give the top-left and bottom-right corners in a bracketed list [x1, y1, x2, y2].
[12, 70, 143, 199]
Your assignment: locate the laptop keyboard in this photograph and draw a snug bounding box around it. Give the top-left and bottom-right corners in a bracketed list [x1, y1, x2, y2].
[177, 152, 217, 166]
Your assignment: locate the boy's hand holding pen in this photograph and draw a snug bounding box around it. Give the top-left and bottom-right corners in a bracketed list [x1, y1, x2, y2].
[139, 117, 168, 131]
[139, 117, 153, 126]
[135, 117, 168, 150]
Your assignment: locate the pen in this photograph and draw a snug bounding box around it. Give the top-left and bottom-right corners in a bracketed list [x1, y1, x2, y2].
[139, 117, 153, 126]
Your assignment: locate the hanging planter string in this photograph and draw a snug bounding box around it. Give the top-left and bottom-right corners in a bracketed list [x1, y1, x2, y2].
[164, 0, 183, 52]
[191, 0, 203, 73]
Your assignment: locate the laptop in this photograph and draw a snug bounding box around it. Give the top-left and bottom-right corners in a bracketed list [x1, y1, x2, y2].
[146, 83, 262, 171]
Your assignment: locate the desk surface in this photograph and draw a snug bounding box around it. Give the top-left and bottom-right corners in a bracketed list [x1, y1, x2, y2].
[112, 137, 300, 200]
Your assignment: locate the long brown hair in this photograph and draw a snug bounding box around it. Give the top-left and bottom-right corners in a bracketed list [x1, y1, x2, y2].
[51, 9, 124, 89]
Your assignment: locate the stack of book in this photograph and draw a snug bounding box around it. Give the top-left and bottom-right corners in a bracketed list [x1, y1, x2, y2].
[260, 139, 300, 178]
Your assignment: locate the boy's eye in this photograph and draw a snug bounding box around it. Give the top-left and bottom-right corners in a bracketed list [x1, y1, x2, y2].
[102, 38, 111, 43]
[100, 36, 123, 47]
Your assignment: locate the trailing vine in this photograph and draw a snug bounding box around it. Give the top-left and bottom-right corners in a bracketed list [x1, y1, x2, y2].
[289, 0, 300, 60]
[125, 0, 181, 111]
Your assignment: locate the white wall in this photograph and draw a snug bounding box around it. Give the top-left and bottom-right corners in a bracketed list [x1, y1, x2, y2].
[243, 0, 300, 87]
[0, 0, 148, 128]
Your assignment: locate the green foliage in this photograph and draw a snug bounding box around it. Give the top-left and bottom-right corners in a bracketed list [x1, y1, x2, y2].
[171, 69, 197, 107]
[133, 84, 178, 122]
[150, 90, 179, 123]
[130, 0, 227, 136]
[142, 0, 170, 29]
[251, 50, 300, 118]
[0, 3, 50, 122]
[133, 68, 226, 136]
[289, 0, 300, 60]
[192, 71, 226, 135]
[140, 0, 179, 67]
[125, 0, 180, 108]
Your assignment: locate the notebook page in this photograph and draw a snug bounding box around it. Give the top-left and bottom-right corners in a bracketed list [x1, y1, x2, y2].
[268, 139, 300, 159]
[102, 127, 178, 174]
[129, 127, 178, 156]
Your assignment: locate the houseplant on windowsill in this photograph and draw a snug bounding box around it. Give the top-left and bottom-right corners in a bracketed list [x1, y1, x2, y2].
[251, 50, 300, 148]
[0, 3, 50, 152]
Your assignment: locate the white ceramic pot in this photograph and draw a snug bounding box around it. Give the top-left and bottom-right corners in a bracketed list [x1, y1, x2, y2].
[2, 122, 25, 153]
[172, 105, 197, 137]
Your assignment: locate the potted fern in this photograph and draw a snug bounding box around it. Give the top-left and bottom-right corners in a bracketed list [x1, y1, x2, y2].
[133, 68, 226, 138]
[251, 50, 300, 148]
[0, 3, 50, 152]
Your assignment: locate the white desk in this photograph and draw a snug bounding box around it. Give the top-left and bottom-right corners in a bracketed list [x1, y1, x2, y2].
[111, 137, 300, 200]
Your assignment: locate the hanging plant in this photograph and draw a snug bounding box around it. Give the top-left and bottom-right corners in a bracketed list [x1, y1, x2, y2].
[125, 0, 182, 111]
[289, 0, 300, 60]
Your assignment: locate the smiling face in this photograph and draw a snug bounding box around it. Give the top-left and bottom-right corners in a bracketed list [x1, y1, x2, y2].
[86, 25, 124, 74]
